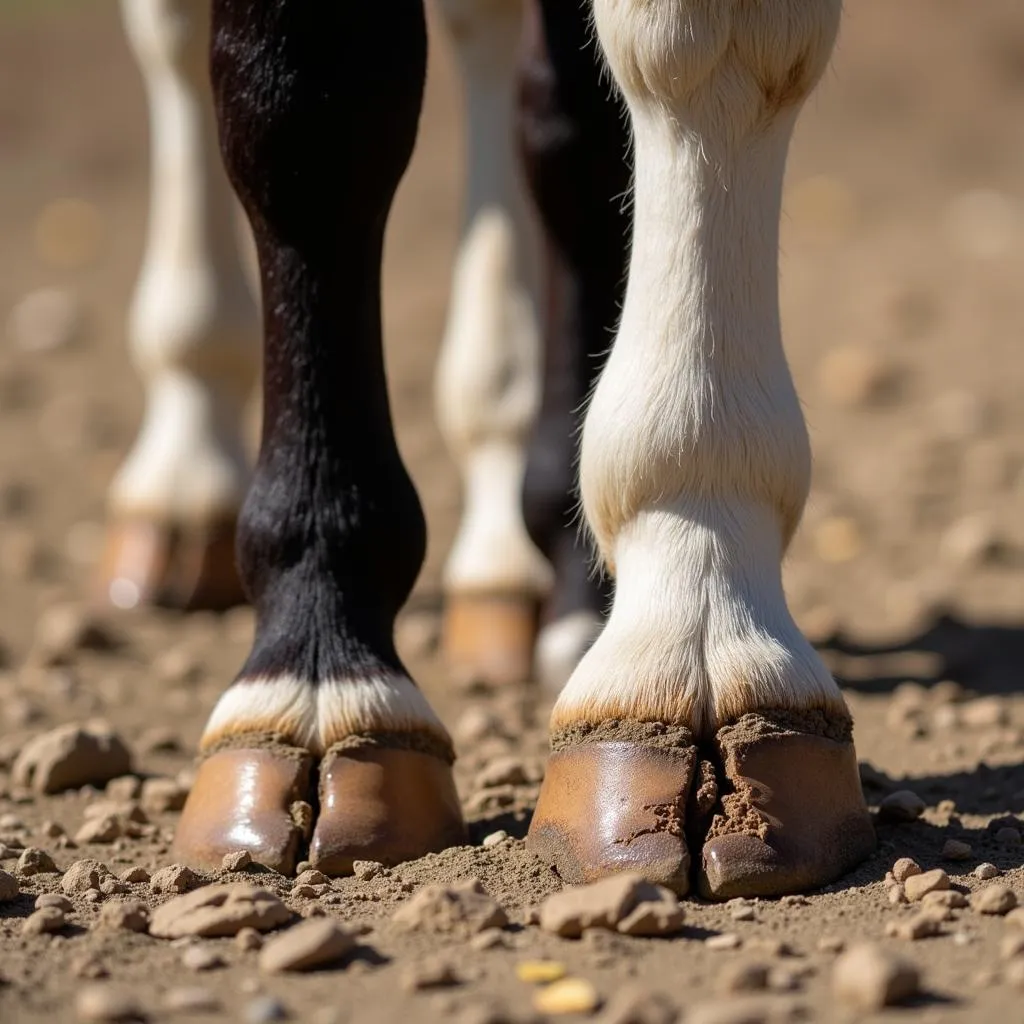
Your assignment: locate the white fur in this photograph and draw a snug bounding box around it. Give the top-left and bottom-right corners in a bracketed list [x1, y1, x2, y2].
[110, 0, 258, 523]
[535, 611, 604, 695]
[433, 0, 551, 597]
[200, 674, 449, 755]
[554, 0, 845, 736]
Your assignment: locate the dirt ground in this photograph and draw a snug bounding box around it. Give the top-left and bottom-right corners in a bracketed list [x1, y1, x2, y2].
[2, 1, 1024, 1022]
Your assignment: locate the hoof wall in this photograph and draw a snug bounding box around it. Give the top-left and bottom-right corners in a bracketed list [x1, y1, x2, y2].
[97, 517, 245, 612]
[309, 747, 466, 874]
[698, 714, 876, 900]
[172, 747, 313, 874]
[442, 591, 538, 687]
[527, 740, 696, 895]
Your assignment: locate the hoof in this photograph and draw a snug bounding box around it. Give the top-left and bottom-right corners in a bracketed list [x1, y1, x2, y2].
[698, 712, 877, 900]
[172, 746, 313, 874]
[309, 746, 467, 874]
[526, 736, 696, 895]
[97, 517, 246, 612]
[442, 591, 538, 687]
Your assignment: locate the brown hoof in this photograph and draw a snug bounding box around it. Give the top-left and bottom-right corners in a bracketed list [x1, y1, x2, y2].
[172, 747, 313, 874]
[699, 712, 876, 900]
[526, 738, 696, 895]
[308, 746, 467, 874]
[97, 517, 246, 612]
[442, 591, 539, 687]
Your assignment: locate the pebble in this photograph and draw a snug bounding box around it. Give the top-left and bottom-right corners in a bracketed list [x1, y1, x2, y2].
[97, 900, 149, 933]
[995, 827, 1022, 846]
[13, 721, 131, 793]
[7, 287, 83, 353]
[402, 955, 462, 991]
[75, 985, 143, 1022]
[62, 859, 112, 894]
[163, 987, 221, 1014]
[538, 873, 684, 939]
[0, 868, 19, 901]
[36, 893, 72, 912]
[482, 830, 509, 848]
[516, 961, 567, 984]
[832, 943, 920, 1010]
[533, 978, 600, 1016]
[259, 918, 356, 973]
[393, 878, 509, 936]
[706, 934, 743, 952]
[181, 944, 226, 971]
[294, 869, 329, 887]
[149, 883, 292, 938]
[222, 850, 252, 872]
[16, 846, 56, 877]
[878, 790, 926, 823]
[120, 866, 150, 884]
[149, 864, 200, 894]
[22, 905, 65, 936]
[892, 858, 921, 883]
[975, 863, 1002, 880]
[970, 885, 1017, 915]
[904, 869, 949, 902]
[941, 839, 973, 861]
[245, 996, 291, 1023]
[75, 815, 123, 845]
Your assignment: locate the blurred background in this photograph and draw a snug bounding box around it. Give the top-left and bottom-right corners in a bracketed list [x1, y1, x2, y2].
[0, 0, 1022, 751]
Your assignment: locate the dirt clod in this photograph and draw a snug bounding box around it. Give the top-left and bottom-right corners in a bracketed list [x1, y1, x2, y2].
[17, 846, 57, 875]
[393, 878, 508, 936]
[150, 883, 292, 939]
[97, 899, 149, 932]
[149, 864, 200, 894]
[13, 722, 132, 793]
[538, 874, 684, 939]
[62, 859, 112, 894]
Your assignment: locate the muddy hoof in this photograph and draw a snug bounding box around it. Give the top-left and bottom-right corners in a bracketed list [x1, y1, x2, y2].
[172, 746, 313, 874]
[309, 746, 466, 874]
[699, 711, 876, 900]
[97, 517, 245, 612]
[526, 735, 696, 895]
[442, 591, 538, 687]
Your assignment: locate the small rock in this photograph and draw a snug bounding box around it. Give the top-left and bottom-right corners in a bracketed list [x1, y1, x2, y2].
[75, 815, 123, 845]
[878, 790, 926, 823]
[259, 918, 356, 973]
[904, 869, 949, 902]
[941, 839, 973, 861]
[75, 984, 143, 1022]
[236, 927, 264, 952]
[140, 778, 187, 814]
[596, 986, 678, 1024]
[293, 869, 329, 887]
[832, 943, 920, 1010]
[13, 721, 131, 793]
[97, 900, 149, 933]
[181, 945, 226, 971]
[222, 850, 252, 872]
[17, 846, 57, 875]
[149, 864, 200, 894]
[892, 858, 921, 883]
[533, 978, 601, 1016]
[149, 883, 292, 938]
[393, 878, 508, 936]
[100, 876, 129, 896]
[538, 873, 684, 939]
[971, 885, 1017, 916]
[995, 827, 1022, 846]
[352, 860, 382, 881]
[245, 997, 290, 1023]
[120, 866, 150, 884]
[402, 955, 462, 991]
[482, 830, 508, 848]
[61, 859, 112, 894]
[22, 906, 65, 935]
[974, 863, 1001, 880]
[706, 934, 744, 952]
[885, 913, 941, 941]
[36, 893, 72, 911]
[163, 987, 221, 1014]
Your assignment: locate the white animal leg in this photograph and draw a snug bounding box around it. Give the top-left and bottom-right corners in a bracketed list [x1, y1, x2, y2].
[101, 0, 259, 611]
[434, 0, 552, 685]
[528, 0, 875, 899]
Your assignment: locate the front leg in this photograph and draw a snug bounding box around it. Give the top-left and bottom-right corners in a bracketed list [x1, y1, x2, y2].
[172, 0, 465, 874]
[527, 0, 875, 898]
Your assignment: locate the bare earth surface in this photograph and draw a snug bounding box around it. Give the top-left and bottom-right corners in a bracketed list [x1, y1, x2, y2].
[2, 1, 1024, 1022]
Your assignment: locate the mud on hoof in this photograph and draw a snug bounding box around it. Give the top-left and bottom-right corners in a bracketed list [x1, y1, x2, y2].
[698, 709, 876, 900]
[97, 517, 246, 612]
[526, 722, 698, 896]
[528, 710, 875, 900]
[442, 591, 539, 687]
[172, 732, 466, 876]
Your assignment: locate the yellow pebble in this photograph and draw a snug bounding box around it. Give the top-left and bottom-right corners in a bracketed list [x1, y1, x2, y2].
[532, 977, 600, 1015]
[516, 960, 567, 985]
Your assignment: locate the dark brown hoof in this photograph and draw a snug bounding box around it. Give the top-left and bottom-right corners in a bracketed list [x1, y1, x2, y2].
[308, 746, 467, 874]
[172, 747, 313, 874]
[97, 517, 246, 612]
[442, 591, 539, 687]
[526, 737, 696, 895]
[698, 712, 876, 900]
